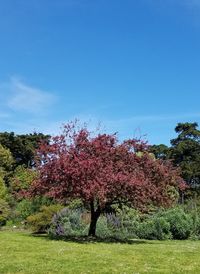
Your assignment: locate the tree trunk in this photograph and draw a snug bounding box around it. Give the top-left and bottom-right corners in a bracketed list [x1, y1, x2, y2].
[88, 201, 101, 236]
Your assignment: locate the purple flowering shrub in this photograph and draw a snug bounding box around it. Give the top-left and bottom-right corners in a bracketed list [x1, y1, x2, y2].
[48, 208, 87, 237]
[48, 206, 140, 239]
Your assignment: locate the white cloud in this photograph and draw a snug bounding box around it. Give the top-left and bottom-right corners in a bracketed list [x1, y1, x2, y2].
[6, 77, 56, 114]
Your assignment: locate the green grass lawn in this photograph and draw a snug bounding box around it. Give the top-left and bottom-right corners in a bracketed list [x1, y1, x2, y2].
[0, 231, 200, 274]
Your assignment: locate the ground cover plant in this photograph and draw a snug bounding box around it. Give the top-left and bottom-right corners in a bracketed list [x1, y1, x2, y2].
[0, 231, 200, 274]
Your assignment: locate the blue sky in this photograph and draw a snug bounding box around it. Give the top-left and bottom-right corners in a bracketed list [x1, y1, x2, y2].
[0, 0, 200, 145]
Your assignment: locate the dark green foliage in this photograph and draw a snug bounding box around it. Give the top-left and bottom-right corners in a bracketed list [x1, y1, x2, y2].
[137, 217, 171, 240]
[170, 122, 200, 189]
[183, 199, 200, 239]
[136, 207, 192, 240]
[0, 199, 10, 227]
[0, 144, 14, 173]
[195, 218, 200, 238]
[14, 198, 45, 221]
[0, 144, 14, 188]
[151, 122, 200, 201]
[0, 177, 8, 200]
[171, 122, 200, 145]
[0, 132, 50, 168]
[14, 199, 33, 221]
[128, 207, 193, 240]
[27, 204, 63, 233]
[149, 144, 170, 160]
[10, 196, 53, 225]
[0, 145, 12, 227]
[158, 208, 193, 240]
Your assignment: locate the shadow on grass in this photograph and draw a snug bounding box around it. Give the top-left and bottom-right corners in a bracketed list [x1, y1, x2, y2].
[30, 233, 152, 245]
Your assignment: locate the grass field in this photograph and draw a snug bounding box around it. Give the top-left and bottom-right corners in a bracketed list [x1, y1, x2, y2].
[0, 231, 200, 273]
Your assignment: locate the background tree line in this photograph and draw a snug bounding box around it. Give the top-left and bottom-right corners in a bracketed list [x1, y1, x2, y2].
[150, 122, 200, 201]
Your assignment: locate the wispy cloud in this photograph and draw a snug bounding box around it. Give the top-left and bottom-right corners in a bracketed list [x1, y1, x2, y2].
[0, 76, 59, 134]
[0, 76, 200, 145]
[5, 77, 56, 114]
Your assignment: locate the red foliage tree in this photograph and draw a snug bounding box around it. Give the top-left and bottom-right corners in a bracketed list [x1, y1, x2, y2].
[30, 123, 185, 236]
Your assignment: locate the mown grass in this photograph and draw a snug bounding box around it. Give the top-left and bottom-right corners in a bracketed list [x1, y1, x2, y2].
[0, 231, 200, 273]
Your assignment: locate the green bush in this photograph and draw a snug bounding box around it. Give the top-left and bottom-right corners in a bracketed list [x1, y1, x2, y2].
[14, 199, 35, 222]
[134, 207, 193, 240]
[136, 216, 171, 240]
[161, 208, 193, 240]
[10, 196, 53, 224]
[0, 199, 10, 227]
[96, 216, 112, 238]
[195, 218, 200, 238]
[27, 204, 63, 233]
[114, 207, 140, 237]
[184, 200, 200, 239]
[0, 177, 8, 200]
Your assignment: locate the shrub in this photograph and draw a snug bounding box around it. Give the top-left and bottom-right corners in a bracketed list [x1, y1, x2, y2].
[136, 216, 171, 240]
[27, 204, 63, 233]
[96, 207, 140, 239]
[134, 207, 193, 240]
[48, 205, 195, 240]
[0, 199, 10, 227]
[183, 200, 200, 239]
[0, 177, 8, 200]
[161, 208, 193, 240]
[96, 216, 112, 238]
[48, 208, 87, 238]
[114, 207, 140, 237]
[9, 165, 38, 199]
[10, 196, 53, 224]
[195, 217, 200, 238]
[14, 199, 35, 222]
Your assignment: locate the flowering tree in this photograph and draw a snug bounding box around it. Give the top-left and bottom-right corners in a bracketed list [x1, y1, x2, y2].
[30, 123, 184, 236]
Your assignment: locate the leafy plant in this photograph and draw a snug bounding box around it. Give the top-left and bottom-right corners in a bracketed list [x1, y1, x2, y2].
[161, 208, 193, 240]
[49, 207, 86, 238]
[27, 204, 63, 233]
[0, 199, 10, 227]
[136, 216, 171, 240]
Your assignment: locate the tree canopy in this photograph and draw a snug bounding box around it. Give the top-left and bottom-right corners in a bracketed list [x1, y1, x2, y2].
[170, 122, 200, 189]
[0, 132, 50, 167]
[149, 144, 169, 160]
